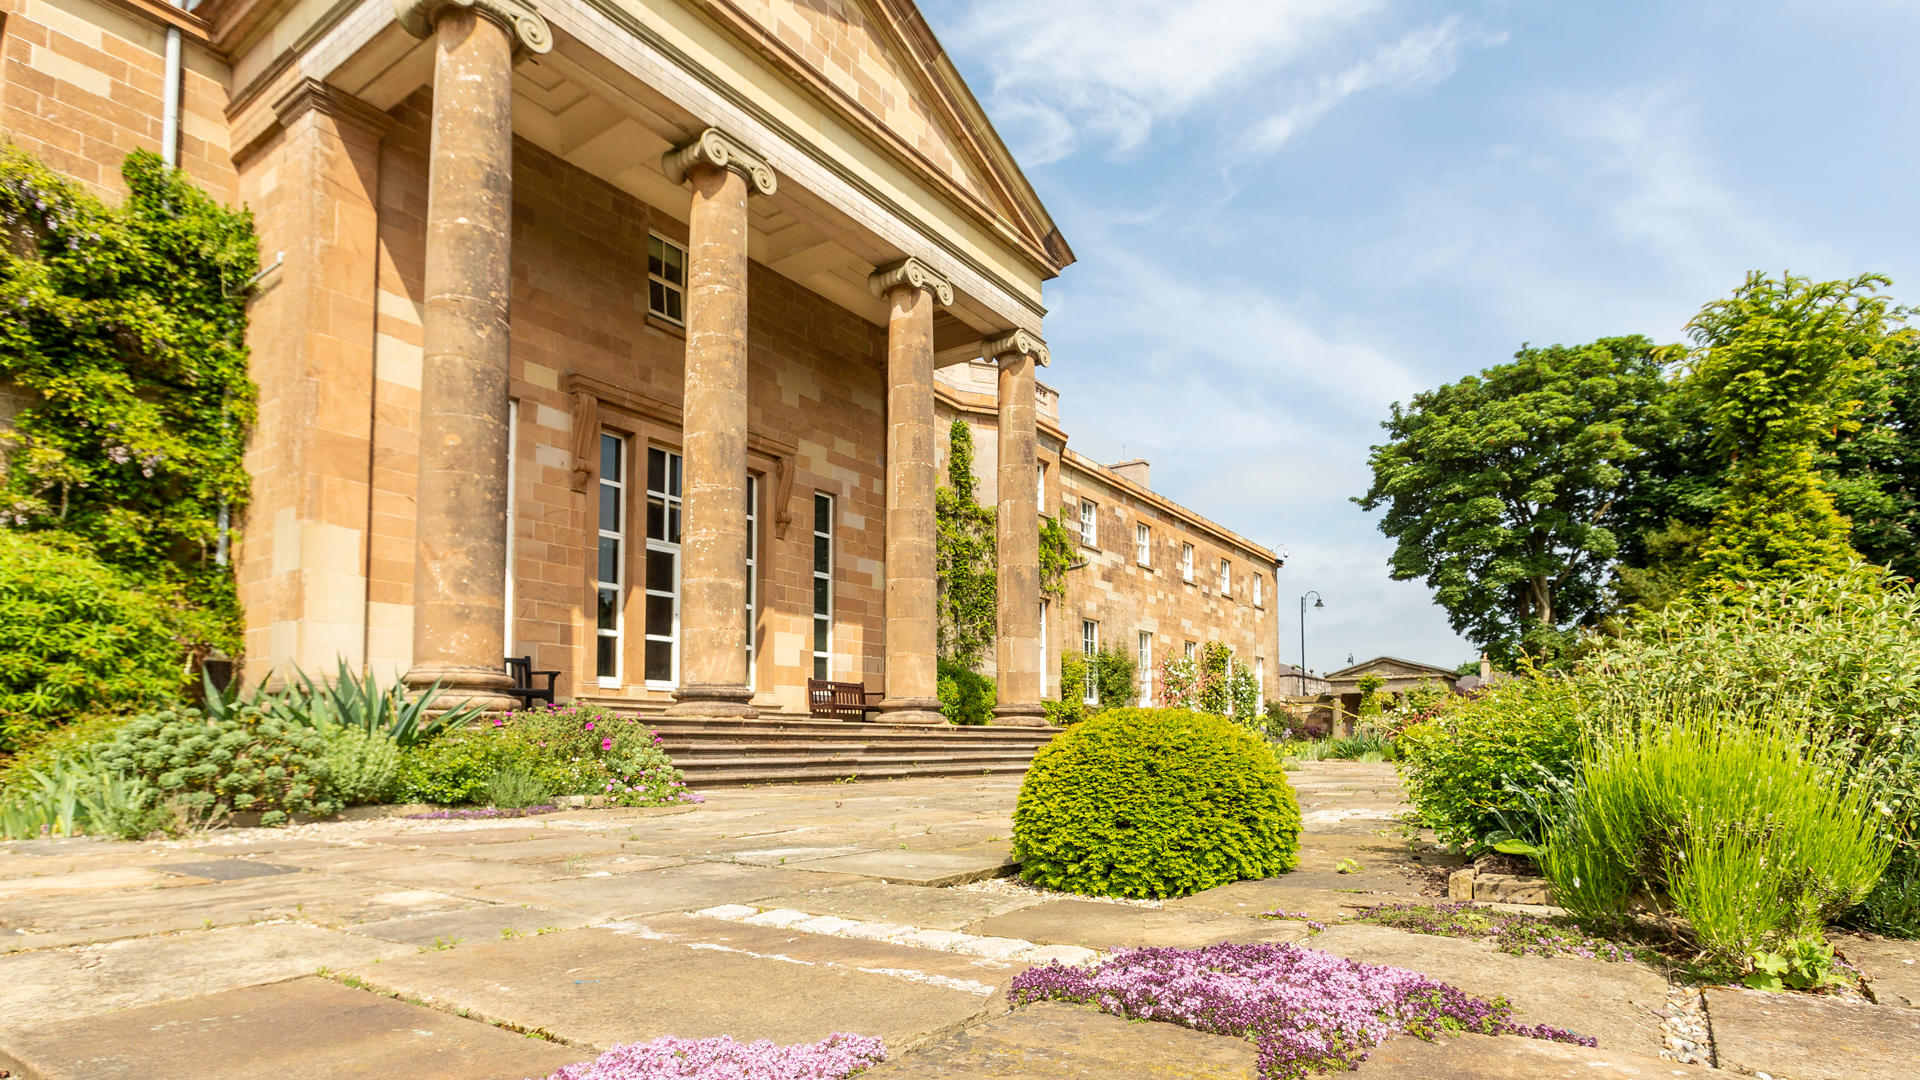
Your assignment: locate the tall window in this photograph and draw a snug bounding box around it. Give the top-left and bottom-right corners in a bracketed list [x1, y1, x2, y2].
[595, 433, 626, 687]
[1184, 640, 1197, 661]
[1081, 619, 1098, 704]
[812, 493, 833, 679]
[647, 236, 686, 323]
[1079, 499, 1097, 546]
[1039, 599, 1049, 696]
[1135, 522, 1150, 566]
[1219, 557, 1232, 594]
[1256, 657, 1266, 699]
[644, 447, 683, 687]
[744, 474, 758, 690]
[1181, 542, 1194, 582]
[1037, 460, 1048, 513]
[1137, 630, 1152, 707]
[1253, 573, 1263, 607]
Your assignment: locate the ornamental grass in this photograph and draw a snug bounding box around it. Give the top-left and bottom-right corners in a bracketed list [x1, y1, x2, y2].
[540, 1033, 885, 1080]
[1010, 942, 1592, 1079]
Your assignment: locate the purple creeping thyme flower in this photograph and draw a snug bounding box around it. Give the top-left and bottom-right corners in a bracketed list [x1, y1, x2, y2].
[1008, 942, 1594, 1080]
[1357, 902, 1636, 963]
[539, 1032, 886, 1080]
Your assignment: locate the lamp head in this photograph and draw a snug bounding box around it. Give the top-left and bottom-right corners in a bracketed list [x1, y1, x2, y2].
[1314, 598, 1325, 609]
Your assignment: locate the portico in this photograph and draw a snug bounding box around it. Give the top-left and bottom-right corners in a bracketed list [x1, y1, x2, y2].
[223, 0, 1072, 718]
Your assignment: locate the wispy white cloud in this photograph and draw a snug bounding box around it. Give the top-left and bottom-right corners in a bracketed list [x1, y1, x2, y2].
[1248, 18, 1505, 152]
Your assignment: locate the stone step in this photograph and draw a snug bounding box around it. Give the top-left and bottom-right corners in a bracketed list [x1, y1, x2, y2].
[677, 758, 1039, 786]
[660, 736, 1048, 754]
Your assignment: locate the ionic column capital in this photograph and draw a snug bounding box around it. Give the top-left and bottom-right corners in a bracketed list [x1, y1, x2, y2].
[662, 128, 778, 196]
[984, 328, 1049, 367]
[868, 257, 953, 306]
[395, 0, 553, 56]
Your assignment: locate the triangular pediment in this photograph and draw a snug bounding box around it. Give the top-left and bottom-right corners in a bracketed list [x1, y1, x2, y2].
[1325, 657, 1458, 681]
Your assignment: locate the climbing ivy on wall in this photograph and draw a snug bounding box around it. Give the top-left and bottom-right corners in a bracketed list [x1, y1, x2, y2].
[0, 147, 258, 653]
[937, 421, 998, 669]
[1039, 513, 1076, 597]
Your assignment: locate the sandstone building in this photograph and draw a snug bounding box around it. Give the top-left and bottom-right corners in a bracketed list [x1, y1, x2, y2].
[1, 0, 1283, 720]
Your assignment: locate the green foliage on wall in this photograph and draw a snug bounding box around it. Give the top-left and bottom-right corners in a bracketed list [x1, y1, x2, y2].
[0, 146, 257, 655]
[1356, 671, 1387, 717]
[936, 421, 997, 670]
[1039, 513, 1076, 596]
[1197, 641, 1232, 715]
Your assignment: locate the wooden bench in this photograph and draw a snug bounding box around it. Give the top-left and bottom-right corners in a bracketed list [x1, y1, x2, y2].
[504, 655, 560, 708]
[808, 678, 884, 721]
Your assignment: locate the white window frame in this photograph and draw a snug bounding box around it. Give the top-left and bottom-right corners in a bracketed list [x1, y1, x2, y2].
[1081, 619, 1098, 705]
[812, 493, 834, 680]
[505, 398, 518, 650]
[1039, 599, 1050, 696]
[1185, 640, 1198, 661]
[1037, 460, 1048, 514]
[647, 234, 687, 324]
[1079, 498, 1097, 547]
[1137, 630, 1152, 707]
[1253, 572, 1263, 607]
[1219, 557, 1232, 595]
[642, 446, 683, 690]
[744, 474, 758, 691]
[595, 432, 627, 688]
[1181, 542, 1194, 583]
[1135, 522, 1150, 566]
[1256, 657, 1266, 700]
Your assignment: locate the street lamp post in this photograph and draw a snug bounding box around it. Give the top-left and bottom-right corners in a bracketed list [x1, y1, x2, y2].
[1298, 591, 1324, 696]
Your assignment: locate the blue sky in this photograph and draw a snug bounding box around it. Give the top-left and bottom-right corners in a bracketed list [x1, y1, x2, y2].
[919, 0, 1920, 673]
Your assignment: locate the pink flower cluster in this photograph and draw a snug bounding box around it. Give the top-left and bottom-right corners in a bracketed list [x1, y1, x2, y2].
[539, 1032, 885, 1080]
[1009, 942, 1594, 1079]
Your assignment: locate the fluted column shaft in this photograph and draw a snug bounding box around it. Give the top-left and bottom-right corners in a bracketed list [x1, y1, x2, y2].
[405, 8, 517, 709]
[878, 284, 944, 724]
[666, 161, 757, 717]
[993, 351, 1047, 725]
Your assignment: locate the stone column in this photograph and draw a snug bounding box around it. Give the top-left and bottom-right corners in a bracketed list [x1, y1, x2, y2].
[868, 259, 954, 725]
[660, 130, 777, 717]
[395, 0, 550, 710]
[987, 330, 1051, 726]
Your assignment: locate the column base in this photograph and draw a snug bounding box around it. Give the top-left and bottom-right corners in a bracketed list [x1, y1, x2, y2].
[878, 696, 947, 726]
[403, 664, 520, 714]
[991, 702, 1051, 728]
[666, 684, 760, 719]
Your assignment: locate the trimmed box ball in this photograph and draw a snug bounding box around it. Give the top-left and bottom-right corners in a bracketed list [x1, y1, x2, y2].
[1013, 708, 1302, 898]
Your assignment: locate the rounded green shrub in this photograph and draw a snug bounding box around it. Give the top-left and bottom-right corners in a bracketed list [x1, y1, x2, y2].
[97, 705, 336, 827]
[1394, 674, 1582, 847]
[320, 725, 401, 806]
[1013, 707, 1302, 898]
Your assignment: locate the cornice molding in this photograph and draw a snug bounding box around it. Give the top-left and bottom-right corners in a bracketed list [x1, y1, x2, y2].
[661, 128, 778, 196]
[271, 77, 396, 137]
[867, 257, 953, 306]
[394, 0, 553, 55]
[983, 328, 1049, 367]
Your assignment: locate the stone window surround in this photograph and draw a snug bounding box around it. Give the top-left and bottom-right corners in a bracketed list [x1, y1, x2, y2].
[565, 373, 798, 696]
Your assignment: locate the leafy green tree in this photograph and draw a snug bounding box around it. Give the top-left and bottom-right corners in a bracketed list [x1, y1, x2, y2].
[1685, 272, 1904, 587]
[936, 421, 996, 668]
[1824, 337, 1920, 577]
[1357, 337, 1670, 664]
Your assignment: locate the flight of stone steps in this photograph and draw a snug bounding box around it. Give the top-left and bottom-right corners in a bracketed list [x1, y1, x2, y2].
[582, 706, 1057, 787]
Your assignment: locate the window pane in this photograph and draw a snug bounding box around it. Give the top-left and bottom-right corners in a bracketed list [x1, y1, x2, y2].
[645, 640, 673, 682]
[814, 534, 830, 574]
[600, 484, 620, 531]
[669, 455, 682, 497]
[814, 494, 830, 534]
[665, 290, 682, 323]
[647, 549, 675, 590]
[597, 635, 617, 679]
[600, 434, 620, 481]
[649, 236, 664, 275]
[813, 575, 829, 616]
[648, 448, 666, 493]
[665, 242, 683, 285]
[648, 280, 666, 316]
[814, 617, 828, 654]
[597, 587, 617, 631]
[598, 537, 619, 584]
[646, 594, 674, 636]
[668, 506, 681, 544]
[813, 655, 827, 680]
[647, 498, 665, 541]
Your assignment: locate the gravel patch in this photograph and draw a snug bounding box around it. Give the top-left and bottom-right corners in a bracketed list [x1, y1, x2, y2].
[1659, 985, 1716, 1067]
[950, 876, 1163, 908]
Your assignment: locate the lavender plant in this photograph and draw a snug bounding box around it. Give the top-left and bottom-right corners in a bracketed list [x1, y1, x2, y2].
[1009, 942, 1593, 1079]
[541, 1032, 885, 1080]
[1357, 901, 1636, 962]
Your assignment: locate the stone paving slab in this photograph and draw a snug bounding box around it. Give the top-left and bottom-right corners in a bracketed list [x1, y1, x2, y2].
[419, 835, 638, 863]
[366, 825, 584, 846]
[1351, 1030, 1714, 1077]
[335, 915, 1012, 1053]
[0, 976, 589, 1080]
[1165, 880, 1380, 924]
[471, 861, 868, 918]
[1705, 986, 1920, 1079]
[0, 865, 203, 900]
[272, 848, 577, 891]
[0, 921, 405, 1027]
[800, 848, 1018, 887]
[1840, 936, 1920, 1009]
[1308, 924, 1668, 1056]
[0, 868, 419, 937]
[346, 905, 602, 947]
[968, 899, 1311, 951]
[861, 1000, 1258, 1078]
[754, 881, 1046, 931]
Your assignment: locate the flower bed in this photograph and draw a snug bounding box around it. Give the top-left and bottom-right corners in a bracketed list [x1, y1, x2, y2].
[1009, 942, 1593, 1079]
[541, 1032, 885, 1080]
[1357, 901, 1636, 962]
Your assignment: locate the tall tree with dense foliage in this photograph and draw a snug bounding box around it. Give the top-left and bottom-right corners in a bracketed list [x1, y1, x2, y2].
[1824, 338, 1920, 578]
[1356, 337, 1669, 664]
[1684, 272, 1903, 587]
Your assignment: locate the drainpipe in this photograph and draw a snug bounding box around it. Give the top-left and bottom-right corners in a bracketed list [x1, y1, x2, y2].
[160, 12, 182, 166]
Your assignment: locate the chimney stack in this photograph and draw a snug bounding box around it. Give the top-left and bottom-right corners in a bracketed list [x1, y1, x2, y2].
[1110, 459, 1150, 489]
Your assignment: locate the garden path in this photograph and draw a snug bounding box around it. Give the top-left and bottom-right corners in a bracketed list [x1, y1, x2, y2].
[0, 763, 1914, 1078]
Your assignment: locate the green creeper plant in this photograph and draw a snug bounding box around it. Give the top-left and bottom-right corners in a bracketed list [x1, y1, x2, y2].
[1038, 513, 1077, 596]
[1684, 272, 1906, 587]
[1093, 641, 1137, 710]
[1356, 671, 1387, 718]
[0, 146, 257, 655]
[936, 421, 997, 669]
[1197, 641, 1232, 715]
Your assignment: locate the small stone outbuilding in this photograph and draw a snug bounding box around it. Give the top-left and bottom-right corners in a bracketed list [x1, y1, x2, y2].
[1323, 656, 1460, 724]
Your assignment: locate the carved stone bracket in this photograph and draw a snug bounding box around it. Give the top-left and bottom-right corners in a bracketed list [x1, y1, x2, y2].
[983, 328, 1049, 367]
[867, 257, 954, 306]
[661, 128, 778, 196]
[394, 0, 553, 56]
[567, 390, 598, 493]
